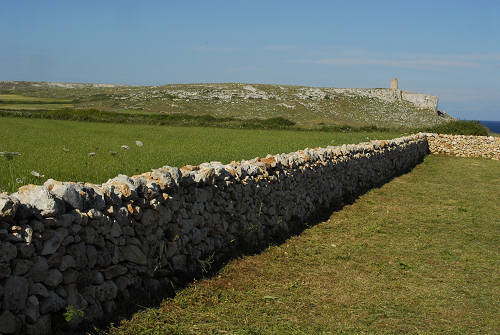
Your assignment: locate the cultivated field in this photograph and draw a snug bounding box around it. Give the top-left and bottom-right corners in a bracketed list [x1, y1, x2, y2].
[0, 117, 404, 193]
[102, 155, 500, 334]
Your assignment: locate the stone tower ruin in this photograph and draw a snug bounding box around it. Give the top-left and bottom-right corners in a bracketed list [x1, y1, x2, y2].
[390, 77, 399, 90]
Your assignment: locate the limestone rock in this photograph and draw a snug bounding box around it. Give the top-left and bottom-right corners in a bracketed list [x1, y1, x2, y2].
[13, 185, 64, 217]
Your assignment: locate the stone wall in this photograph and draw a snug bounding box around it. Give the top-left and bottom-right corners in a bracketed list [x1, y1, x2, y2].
[0, 135, 430, 334]
[427, 133, 500, 160]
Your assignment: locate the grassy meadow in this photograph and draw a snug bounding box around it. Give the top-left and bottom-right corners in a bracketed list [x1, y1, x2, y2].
[0, 117, 404, 193]
[0, 93, 73, 111]
[101, 155, 500, 335]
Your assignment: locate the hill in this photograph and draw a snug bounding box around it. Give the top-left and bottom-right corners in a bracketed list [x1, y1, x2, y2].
[0, 81, 453, 128]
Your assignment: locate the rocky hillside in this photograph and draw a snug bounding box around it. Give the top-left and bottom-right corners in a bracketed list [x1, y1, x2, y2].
[0, 81, 453, 128]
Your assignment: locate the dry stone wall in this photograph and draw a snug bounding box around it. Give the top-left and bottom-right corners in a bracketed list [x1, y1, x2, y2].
[427, 133, 500, 160]
[0, 134, 430, 334]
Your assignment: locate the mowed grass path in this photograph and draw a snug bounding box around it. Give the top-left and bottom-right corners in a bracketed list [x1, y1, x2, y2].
[104, 156, 500, 335]
[0, 117, 403, 192]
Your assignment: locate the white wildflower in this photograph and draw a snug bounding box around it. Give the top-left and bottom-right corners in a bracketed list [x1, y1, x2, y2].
[31, 171, 44, 178]
[88, 152, 96, 157]
[110, 151, 118, 156]
[121, 145, 130, 150]
[135, 140, 144, 147]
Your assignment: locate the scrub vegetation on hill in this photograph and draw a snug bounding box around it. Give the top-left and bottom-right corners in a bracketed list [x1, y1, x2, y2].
[0, 81, 453, 129]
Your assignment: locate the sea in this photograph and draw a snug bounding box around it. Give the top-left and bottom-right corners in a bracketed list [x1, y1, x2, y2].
[479, 120, 500, 134]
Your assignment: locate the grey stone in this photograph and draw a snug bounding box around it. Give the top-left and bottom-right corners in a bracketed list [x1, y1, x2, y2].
[0, 310, 18, 333]
[26, 314, 51, 335]
[93, 271, 104, 285]
[120, 245, 147, 265]
[44, 269, 63, 287]
[47, 181, 84, 210]
[0, 262, 11, 278]
[13, 259, 33, 275]
[55, 286, 67, 298]
[0, 194, 19, 221]
[30, 283, 49, 298]
[69, 242, 88, 268]
[115, 206, 130, 225]
[0, 241, 17, 262]
[63, 269, 79, 284]
[86, 245, 98, 268]
[95, 281, 118, 302]
[171, 254, 187, 272]
[17, 242, 35, 258]
[31, 256, 49, 282]
[102, 265, 128, 280]
[110, 221, 122, 237]
[59, 255, 76, 271]
[41, 231, 65, 255]
[4, 276, 29, 310]
[166, 241, 178, 258]
[141, 208, 158, 226]
[40, 291, 65, 314]
[26, 295, 40, 323]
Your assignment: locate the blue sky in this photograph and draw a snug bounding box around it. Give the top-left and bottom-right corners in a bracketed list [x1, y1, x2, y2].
[1, 1, 499, 120]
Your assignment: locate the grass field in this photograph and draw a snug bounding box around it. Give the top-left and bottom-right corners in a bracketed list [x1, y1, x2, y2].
[0, 103, 74, 110]
[0, 117, 404, 193]
[101, 155, 500, 335]
[0, 94, 72, 103]
[0, 93, 74, 111]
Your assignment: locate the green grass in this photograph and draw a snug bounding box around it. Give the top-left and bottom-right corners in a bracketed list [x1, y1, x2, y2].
[101, 155, 500, 334]
[0, 103, 74, 110]
[0, 117, 403, 193]
[0, 93, 74, 111]
[0, 94, 72, 103]
[425, 120, 490, 136]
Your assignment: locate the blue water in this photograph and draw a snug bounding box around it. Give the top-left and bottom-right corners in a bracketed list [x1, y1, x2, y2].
[479, 120, 500, 133]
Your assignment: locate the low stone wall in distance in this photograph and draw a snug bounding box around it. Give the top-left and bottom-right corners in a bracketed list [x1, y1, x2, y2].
[0, 134, 429, 334]
[427, 133, 500, 160]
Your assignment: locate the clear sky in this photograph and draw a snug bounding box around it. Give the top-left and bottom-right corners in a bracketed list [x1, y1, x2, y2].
[1, 1, 499, 120]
